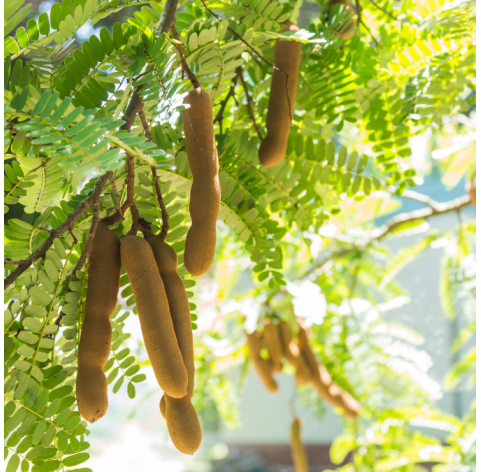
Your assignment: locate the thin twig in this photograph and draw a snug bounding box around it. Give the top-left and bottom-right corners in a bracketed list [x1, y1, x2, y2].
[38, 227, 53, 234]
[138, 107, 153, 142]
[236, 67, 263, 140]
[355, 0, 362, 26]
[368, 0, 397, 20]
[68, 229, 78, 245]
[101, 79, 144, 226]
[126, 153, 135, 205]
[127, 204, 141, 236]
[109, 175, 124, 220]
[4, 172, 112, 289]
[171, 24, 200, 89]
[359, 18, 380, 47]
[138, 107, 170, 241]
[55, 203, 101, 327]
[198, 0, 292, 123]
[214, 75, 239, 130]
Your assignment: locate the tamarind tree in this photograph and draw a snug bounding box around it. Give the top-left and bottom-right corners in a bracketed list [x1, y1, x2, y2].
[4, 0, 475, 470]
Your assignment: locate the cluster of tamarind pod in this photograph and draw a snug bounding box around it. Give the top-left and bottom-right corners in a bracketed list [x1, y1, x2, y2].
[245, 318, 361, 419]
[76, 85, 221, 455]
[258, 4, 356, 169]
[76, 225, 202, 454]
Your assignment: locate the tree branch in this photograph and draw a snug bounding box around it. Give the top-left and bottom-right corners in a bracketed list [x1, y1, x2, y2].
[214, 75, 239, 130]
[368, 0, 397, 20]
[236, 66, 263, 141]
[371, 194, 471, 240]
[109, 175, 124, 220]
[359, 18, 380, 47]
[4, 172, 112, 289]
[138, 107, 170, 241]
[156, 0, 179, 35]
[314, 193, 472, 272]
[170, 24, 200, 89]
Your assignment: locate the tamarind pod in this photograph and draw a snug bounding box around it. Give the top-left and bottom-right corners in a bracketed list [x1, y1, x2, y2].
[146, 235, 202, 454]
[290, 417, 310, 472]
[326, 384, 360, 419]
[297, 326, 324, 383]
[245, 329, 263, 357]
[245, 331, 278, 393]
[340, 391, 361, 419]
[253, 356, 279, 393]
[145, 235, 194, 398]
[279, 320, 298, 365]
[164, 397, 202, 454]
[258, 21, 302, 168]
[160, 395, 166, 419]
[330, 0, 357, 40]
[294, 356, 314, 386]
[182, 88, 220, 276]
[263, 319, 283, 373]
[120, 235, 188, 398]
[77, 223, 121, 423]
[298, 327, 337, 398]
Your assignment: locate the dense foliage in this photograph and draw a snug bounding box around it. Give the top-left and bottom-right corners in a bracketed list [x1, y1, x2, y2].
[4, 0, 475, 470]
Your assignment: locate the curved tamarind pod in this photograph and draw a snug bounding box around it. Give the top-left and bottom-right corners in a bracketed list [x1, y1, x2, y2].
[294, 356, 314, 386]
[279, 321, 313, 385]
[121, 235, 188, 398]
[326, 382, 360, 419]
[245, 331, 278, 393]
[330, 0, 357, 40]
[279, 320, 297, 365]
[77, 223, 121, 423]
[160, 395, 166, 419]
[145, 235, 202, 454]
[263, 319, 283, 373]
[298, 326, 360, 417]
[298, 327, 339, 397]
[290, 417, 309, 472]
[339, 391, 361, 419]
[182, 88, 220, 276]
[258, 21, 302, 168]
[164, 397, 202, 454]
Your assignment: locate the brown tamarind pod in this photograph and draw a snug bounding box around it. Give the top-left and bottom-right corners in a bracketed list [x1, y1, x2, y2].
[258, 21, 302, 168]
[263, 319, 283, 373]
[298, 327, 339, 398]
[339, 391, 361, 419]
[290, 417, 310, 472]
[279, 320, 298, 366]
[77, 223, 121, 423]
[160, 394, 166, 419]
[121, 235, 188, 398]
[182, 88, 220, 276]
[329, 0, 357, 40]
[279, 321, 313, 385]
[294, 357, 314, 386]
[145, 235, 202, 454]
[326, 383, 360, 419]
[245, 331, 278, 393]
